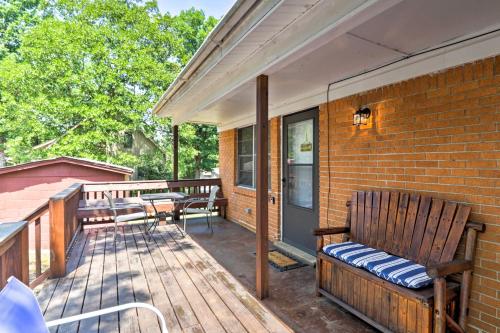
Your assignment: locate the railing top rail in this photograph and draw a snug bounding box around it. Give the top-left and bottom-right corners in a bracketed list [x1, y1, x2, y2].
[23, 201, 50, 223]
[50, 183, 82, 201]
[81, 178, 222, 192]
[0, 221, 27, 248]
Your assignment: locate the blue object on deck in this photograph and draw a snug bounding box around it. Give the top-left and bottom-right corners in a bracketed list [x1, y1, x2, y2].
[0, 276, 169, 332]
[0, 277, 49, 333]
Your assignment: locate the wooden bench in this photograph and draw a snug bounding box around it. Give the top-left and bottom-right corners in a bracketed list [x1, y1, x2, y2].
[77, 178, 228, 223]
[314, 191, 484, 333]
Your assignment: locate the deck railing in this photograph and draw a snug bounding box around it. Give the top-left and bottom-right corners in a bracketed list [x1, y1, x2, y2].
[81, 178, 222, 199]
[0, 183, 82, 288]
[24, 201, 50, 288]
[0, 178, 223, 288]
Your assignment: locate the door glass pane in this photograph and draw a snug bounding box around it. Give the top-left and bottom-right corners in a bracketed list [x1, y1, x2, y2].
[288, 165, 313, 209]
[287, 119, 313, 165]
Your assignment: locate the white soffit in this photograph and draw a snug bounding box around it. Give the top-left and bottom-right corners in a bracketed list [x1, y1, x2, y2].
[155, 0, 500, 130]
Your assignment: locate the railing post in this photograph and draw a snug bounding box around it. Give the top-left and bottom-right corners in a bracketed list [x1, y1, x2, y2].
[49, 183, 82, 278]
[0, 222, 29, 288]
[49, 197, 66, 277]
[35, 218, 42, 277]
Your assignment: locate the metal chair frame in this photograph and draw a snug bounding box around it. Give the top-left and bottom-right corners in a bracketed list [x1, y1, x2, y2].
[182, 185, 220, 233]
[103, 191, 149, 241]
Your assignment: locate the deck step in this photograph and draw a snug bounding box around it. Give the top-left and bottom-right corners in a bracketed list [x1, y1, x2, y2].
[272, 241, 316, 267]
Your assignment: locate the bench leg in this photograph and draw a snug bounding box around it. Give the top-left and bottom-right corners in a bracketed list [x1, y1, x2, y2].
[315, 259, 322, 297]
[433, 277, 447, 333]
[316, 237, 324, 297]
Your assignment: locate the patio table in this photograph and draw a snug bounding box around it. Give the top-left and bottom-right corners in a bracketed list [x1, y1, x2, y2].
[140, 192, 187, 233]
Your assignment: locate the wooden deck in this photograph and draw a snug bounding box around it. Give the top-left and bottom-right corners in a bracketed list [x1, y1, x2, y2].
[36, 224, 292, 333]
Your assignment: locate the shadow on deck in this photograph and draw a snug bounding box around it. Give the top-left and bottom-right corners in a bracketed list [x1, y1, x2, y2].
[36, 222, 292, 333]
[186, 217, 376, 333]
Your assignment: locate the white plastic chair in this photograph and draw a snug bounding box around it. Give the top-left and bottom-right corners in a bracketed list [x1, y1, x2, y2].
[0, 276, 168, 333]
[103, 191, 149, 241]
[182, 185, 220, 233]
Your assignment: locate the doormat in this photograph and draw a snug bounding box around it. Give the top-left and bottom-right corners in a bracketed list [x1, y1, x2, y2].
[253, 249, 307, 272]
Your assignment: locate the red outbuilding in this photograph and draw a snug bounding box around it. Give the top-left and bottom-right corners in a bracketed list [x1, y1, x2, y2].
[0, 156, 133, 249]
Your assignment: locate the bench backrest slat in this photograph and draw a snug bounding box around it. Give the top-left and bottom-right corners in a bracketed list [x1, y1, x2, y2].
[407, 196, 431, 261]
[392, 192, 409, 255]
[400, 194, 420, 256]
[376, 191, 390, 249]
[349, 191, 470, 265]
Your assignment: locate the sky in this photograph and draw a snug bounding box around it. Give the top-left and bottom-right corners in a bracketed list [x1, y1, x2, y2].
[157, 0, 237, 18]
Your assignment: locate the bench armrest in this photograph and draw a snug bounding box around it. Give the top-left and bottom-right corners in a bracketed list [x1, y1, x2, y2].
[465, 221, 485, 232]
[313, 227, 350, 236]
[426, 259, 473, 278]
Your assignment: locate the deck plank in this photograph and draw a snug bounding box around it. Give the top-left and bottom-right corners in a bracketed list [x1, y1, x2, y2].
[167, 228, 292, 333]
[58, 230, 96, 333]
[43, 229, 89, 332]
[131, 225, 182, 333]
[163, 229, 269, 333]
[152, 228, 225, 333]
[39, 225, 292, 333]
[142, 229, 202, 331]
[123, 225, 162, 332]
[79, 228, 106, 333]
[115, 226, 140, 333]
[160, 230, 247, 333]
[98, 227, 119, 333]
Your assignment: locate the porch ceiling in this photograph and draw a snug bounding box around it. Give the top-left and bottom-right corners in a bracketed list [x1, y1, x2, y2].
[154, 0, 500, 130]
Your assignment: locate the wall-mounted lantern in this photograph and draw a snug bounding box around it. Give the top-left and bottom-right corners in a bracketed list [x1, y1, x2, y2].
[353, 107, 371, 126]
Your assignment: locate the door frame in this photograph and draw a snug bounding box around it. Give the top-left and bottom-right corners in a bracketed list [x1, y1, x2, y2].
[280, 107, 319, 254]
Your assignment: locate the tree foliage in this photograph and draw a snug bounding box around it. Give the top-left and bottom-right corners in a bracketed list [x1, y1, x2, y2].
[0, 0, 219, 179]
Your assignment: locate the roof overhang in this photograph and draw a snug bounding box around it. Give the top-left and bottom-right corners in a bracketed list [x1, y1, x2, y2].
[154, 0, 500, 131]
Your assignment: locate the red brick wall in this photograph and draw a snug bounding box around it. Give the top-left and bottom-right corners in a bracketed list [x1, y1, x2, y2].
[318, 56, 500, 333]
[218, 56, 499, 332]
[219, 117, 281, 240]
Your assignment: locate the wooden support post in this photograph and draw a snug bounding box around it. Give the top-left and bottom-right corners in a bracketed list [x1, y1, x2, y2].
[173, 124, 179, 181]
[256, 74, 269, 300]
[0, 222, 29, 288]
[434, 277, 447, 333]
[49, 198, 66, 278]
[35, 217, 41, 277]
[459, 227, 478, 329]
[20, 225, 29, 284]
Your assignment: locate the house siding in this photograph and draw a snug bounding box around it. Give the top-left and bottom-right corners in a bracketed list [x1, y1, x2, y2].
[319, 55, 500, 333]
[219, 117, 281, 240]
[219, 55, 500, 332]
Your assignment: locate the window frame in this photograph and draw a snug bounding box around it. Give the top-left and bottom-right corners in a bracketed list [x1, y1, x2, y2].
[236, 125, 272, 190]
[236, 125, 256, 188]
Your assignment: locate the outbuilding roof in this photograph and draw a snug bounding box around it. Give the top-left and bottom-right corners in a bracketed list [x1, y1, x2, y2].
[0, 156, 133, 176]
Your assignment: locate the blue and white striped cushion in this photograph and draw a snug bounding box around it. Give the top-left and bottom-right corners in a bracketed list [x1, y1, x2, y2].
[363, 255, 433, 289]
[322, 242, 433, 289]
[322, 242, 387, 268]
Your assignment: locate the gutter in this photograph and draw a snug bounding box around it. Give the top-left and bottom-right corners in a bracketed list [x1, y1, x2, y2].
[152, 0, 259, 115]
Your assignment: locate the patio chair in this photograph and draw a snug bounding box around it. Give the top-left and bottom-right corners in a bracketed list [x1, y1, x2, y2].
[0, 276, 168, 333]
[103, 191, 149, 241]
[182, 185, 220, 233]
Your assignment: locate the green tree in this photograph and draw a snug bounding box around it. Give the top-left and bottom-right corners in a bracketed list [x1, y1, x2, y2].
[0, 0, 41, 59]
[0, 0, 220, 179]
[179, 123, 218, 178]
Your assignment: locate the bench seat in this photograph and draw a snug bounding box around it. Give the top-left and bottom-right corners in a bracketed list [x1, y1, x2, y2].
[323, 242, 433, 289]
[315, 190, 484, 333]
